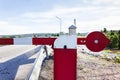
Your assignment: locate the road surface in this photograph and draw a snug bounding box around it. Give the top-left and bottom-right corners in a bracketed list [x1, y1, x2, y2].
[0, 45, 40, 80]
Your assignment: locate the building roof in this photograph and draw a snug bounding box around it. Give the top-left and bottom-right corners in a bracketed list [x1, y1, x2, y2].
[69, 25, 76, 29]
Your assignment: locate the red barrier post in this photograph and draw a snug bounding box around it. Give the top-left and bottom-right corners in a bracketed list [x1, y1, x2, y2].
[54, 35, 77, 80]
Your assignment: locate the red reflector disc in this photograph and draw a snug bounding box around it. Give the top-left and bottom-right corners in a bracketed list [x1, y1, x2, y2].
[86, 31, 110, 52]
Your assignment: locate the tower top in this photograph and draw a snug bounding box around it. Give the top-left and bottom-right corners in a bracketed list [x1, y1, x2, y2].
[69, 25, 77, 29]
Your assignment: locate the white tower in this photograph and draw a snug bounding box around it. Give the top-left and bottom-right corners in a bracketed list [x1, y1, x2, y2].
[69, 25, 77, 35]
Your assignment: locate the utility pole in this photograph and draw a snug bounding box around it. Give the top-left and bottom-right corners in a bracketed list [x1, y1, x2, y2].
[56, 16, 62, 35]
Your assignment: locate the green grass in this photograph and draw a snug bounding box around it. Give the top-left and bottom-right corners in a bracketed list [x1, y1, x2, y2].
[116, 51, 120, 54]
[114, 56, 120, 63]
[103, 50, 112, 53]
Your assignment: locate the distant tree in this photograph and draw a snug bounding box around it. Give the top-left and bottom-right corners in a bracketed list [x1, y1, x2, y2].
[33, 35, 37, 38]
[110, 30, 114, 35]
[2, 36, 8, 38]
[51, 33, 58, 37]
[51, 34, 55, 37]
[77, 33, 81, 36]
[45, 34, 48, 37]
[102, 28, 120, 49]
[56, 33, 59, 36]
[9, 36, 16, 38]
[16, 35, 21, 38]
[103, 28, 107, 33]
[118, 30, 120, 49]
[108, 32, 118, 49]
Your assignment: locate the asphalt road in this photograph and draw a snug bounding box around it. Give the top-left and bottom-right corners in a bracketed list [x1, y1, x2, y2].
[0, 45, 39, 80]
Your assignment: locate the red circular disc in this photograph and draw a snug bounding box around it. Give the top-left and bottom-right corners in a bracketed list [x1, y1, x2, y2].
[86, 31, 110, 52]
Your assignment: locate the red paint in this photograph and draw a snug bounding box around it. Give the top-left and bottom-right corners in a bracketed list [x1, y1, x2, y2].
[32, 38, 56, 45]
[86, 31, 110, 52]
[77, 38, 86, 45]
[54, 49, 76, 80]
[0, 38, 13, 45]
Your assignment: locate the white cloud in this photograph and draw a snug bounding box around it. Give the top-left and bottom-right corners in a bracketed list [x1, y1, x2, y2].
[0, 21, 32, 35]
[22, 6, 120, 20]
[77, 15, 120, 33]
[93, 0, 119, 3]
[83, 0, 120, 6]
[22, 7, 82, 19]
[1, 5, 120, 35]
[100, 0, 120, 5]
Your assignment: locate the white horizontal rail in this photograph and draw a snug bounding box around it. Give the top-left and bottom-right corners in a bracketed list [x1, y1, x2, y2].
[26, 45, 53, 80]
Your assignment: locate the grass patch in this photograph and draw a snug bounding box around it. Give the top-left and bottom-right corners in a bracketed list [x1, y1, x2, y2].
[103, 50, 112, 53]
[114, 56, 120, 63]
[116, 51, 120, 54]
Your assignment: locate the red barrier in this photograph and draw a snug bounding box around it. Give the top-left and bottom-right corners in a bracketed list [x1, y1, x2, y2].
[86, 31, 110, 52]
[77, 38, 86, 45]
[0, 38, 13, 45]
[54, 49, 76, 80]
[32, 38, 56, 45]
[0, 38, 56, 45]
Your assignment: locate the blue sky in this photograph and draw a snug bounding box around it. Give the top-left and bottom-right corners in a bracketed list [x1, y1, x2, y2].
[0, 0, 120, 35]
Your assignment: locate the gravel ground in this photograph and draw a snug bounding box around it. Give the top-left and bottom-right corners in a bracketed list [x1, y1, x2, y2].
[39, 48, 120, 80]
[39, 56, 54, 80]
[77, 50, 120, 80]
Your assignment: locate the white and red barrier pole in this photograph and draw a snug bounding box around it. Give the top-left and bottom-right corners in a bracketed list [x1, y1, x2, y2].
[53, 31, 110, 80]
[0, 38, 56, 45]
[0, 31, 110, 80]
[54, 35, 77, 80]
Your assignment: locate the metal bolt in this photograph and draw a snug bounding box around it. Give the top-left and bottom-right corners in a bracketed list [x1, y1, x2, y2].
[94, 39, 99, 44]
